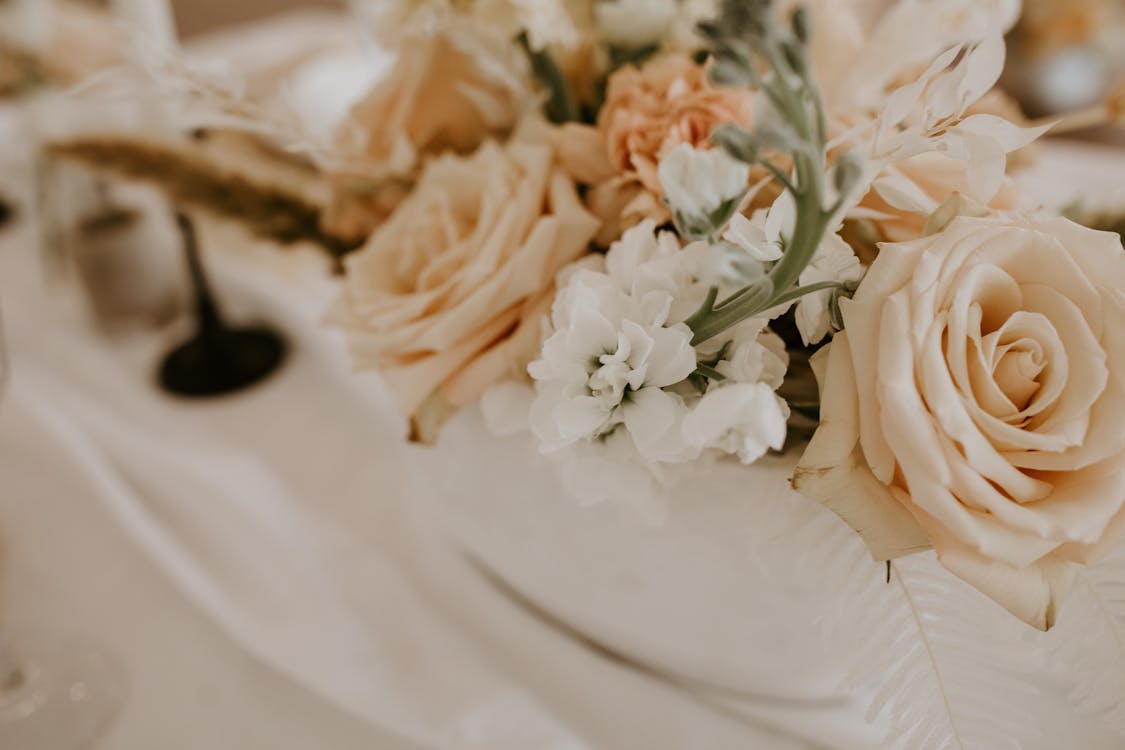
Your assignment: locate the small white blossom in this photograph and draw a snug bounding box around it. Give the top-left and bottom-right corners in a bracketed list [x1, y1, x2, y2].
[714, 321, 788, 390]
[508, 0, 582, 50]
[682, 382, 789, 464]
[723, 212, 783, 263]
[794, 233, 863, 346]
[659, 143, 750, 240]
[529, 221, 794, 508]
[594, 0, 678, 49]
[528, 268, 698, 462]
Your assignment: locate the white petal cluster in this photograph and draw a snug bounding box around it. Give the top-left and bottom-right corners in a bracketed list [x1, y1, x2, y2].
[528, 229, 699, 462]
[723, 212, 783, 263]
[658, 144, 750, 240]
[869, 29, 1049, 202]
[794, 233, 863, 346]
[527, 220, 791, 507]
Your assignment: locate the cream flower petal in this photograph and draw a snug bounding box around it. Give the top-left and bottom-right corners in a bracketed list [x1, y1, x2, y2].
[792, 335, 931, 560]
[916, 317, 1055, 503]
[933, 528, 1077, 632]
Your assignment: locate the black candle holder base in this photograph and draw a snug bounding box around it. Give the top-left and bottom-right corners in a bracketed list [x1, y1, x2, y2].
[156, 212, 288, 398]
[159, 326, 287, 398]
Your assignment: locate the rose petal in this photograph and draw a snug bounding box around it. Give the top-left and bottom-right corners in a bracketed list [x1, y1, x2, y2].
[916, 313, 1054, 502]
[794, 335, 931, 559]
[934, 533, 1077, 631]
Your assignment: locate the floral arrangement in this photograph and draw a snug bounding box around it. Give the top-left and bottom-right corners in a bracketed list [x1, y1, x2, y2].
[331, 0, 1090, 618]
[323, 0, 1125, 742]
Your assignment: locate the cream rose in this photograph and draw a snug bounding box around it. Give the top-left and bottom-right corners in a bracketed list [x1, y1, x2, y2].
[324, 30, 532, 241]
[328, 119, 600, 437]
[794, 213, 1125, 630]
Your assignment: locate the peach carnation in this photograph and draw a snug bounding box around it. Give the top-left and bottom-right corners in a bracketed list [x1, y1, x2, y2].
[556, 53, 754, 244]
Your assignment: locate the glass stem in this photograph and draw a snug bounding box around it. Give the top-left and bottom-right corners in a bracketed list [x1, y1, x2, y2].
[175, 212, 226, 342]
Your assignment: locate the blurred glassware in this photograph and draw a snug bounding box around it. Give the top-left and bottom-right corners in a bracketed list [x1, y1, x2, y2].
[33, 147, 185, 334]
[0, 305, 128, 749]
[66, 184, 184, 333]
[1005, 0, 1123, 118]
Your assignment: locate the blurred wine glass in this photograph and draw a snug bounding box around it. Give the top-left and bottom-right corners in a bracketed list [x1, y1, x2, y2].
[0, 306, 127, 749]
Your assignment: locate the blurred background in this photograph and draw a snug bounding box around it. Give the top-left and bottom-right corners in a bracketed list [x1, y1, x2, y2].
[7, 0, 1125, 127]
[112, 0, 1125, 145]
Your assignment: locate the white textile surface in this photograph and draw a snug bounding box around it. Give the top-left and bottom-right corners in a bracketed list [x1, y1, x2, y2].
[0, 188, 814, 748]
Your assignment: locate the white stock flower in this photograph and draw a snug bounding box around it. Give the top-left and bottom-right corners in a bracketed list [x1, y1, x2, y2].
[529, 221, 794, 507]
[528, 266, 698, 462]
[594, 0, 679, 49]
[689, 315, 790, 462]
[722, 211, 783, 263]
[794, 232, 864, 346]
[714, 321, 788, 391]
[604, 219, 689, 298]
[682, 382, 789, 464]
[658, 143, 750, 240]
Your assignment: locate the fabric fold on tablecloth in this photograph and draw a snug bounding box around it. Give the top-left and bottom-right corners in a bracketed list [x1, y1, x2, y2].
[11, 366, 598, 750]
[8, 351, 813, 750]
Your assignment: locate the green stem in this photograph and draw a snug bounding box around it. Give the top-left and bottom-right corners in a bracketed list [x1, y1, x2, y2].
[690, 150, 830, 346]
[768, 280, 842, 307]
[757, 158, 798, 195]
[684, 5, 838, 349]
[518, 33, 578, 124]
[694, 364, 727, 382]
[683, 286, 719, 331]
[689, 281, 773, 344]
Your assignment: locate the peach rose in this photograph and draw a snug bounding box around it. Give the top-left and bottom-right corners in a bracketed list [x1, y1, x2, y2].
[328, 118, 600, 438]
[556, 53, 754, 244]
[794, 213, 1125, 630]
[324, 30, 532, 241]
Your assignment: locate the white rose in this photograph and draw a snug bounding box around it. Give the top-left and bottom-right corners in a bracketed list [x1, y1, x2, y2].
[794, 213, 1125, 630]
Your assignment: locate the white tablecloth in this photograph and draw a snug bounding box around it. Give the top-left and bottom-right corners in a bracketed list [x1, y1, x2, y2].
[0, 143, 825, 748]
